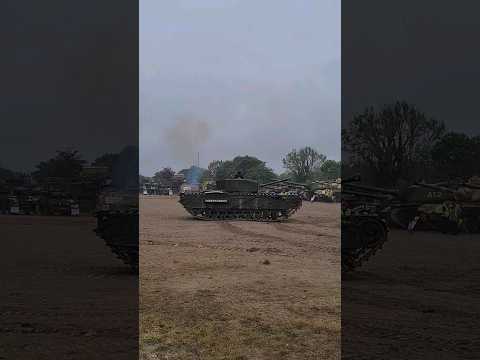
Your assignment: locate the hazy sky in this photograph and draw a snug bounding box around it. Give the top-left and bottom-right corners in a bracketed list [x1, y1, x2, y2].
[140, 0, 340, 176]
[343, 1, 480, 136]
[1, 0, 137, 172]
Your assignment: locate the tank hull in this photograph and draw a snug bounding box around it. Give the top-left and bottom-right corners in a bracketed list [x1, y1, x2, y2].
[179, 191, 302, 221]
[95, 209, 138, 271]
[342, 213, 388, 272]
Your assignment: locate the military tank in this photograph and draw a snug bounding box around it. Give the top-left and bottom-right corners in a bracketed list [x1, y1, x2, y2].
[93, 146, 139, 272]
[345, 180, 462, 233]
[341, 177, 392, 272]
[403, 181, 480, 234]
[95, 190, 138, 271]
[310, 178, 341, 202]
[179, 178, 303, 221]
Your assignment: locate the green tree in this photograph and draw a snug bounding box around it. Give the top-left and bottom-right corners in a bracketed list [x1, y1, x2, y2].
[314, 160, 341, 180]
[207, 160, 224, 180]
[342, 101, 445, 186]
[431, 132, 480, 180]
[282, 147, 326, 183]
[33, 149, 86, 182]
[153, 167, 175, 184]
[92, 153, 119, 171]
[209, 156, 277, 184]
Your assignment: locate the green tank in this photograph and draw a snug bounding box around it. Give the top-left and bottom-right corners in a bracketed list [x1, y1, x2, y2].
[401, 181, 480, 233]
[93, 146, 139, 271]
[95, 190, 138, 271]
[341, 178, 391, 272]
[179, 178, 302, 221]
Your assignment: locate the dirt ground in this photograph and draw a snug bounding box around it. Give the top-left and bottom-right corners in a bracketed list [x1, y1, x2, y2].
[342, 229, 480, 359]
[0, 215, 138, 360]
[140, 195, 340, 360]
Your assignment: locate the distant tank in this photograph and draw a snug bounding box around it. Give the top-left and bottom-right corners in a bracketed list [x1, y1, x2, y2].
[341, 177, 392, 272]
[310, 178, 342, 202]
[400, 181, 480, 234]
[179, 178, 303, 221]
[93, 146, 139, 271]
[95, 190, 138, 271]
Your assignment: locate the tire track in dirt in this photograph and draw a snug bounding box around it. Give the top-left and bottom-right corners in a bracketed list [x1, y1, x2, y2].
[218, 222, 285, 242]
[288, 218, 327, 228]
[218, 222, 325, 250]
[272, 222, 335, 237]
[291, 216, 340, 228]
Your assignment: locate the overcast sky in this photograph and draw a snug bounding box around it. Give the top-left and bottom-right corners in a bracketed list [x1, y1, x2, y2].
[1, 0, 137, 172]
[140, 0, 340, 176]
[343, 1, 480, 136]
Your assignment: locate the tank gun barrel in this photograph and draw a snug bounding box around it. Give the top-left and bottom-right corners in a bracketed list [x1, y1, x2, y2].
[345, 183, 398, 196]
[342, 188, 393, 201]
[341, 175, 361, 184]
[284, 181, 309, 188]
[260, 178, 291, 187]
[460, 182, 480, 190]
[414, 182, 456, 194]
[312, 179, 337, 185]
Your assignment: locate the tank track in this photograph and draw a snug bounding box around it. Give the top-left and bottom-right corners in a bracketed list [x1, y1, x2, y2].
[94, 209, 138, 272]
[341, 216, 388, 272]
[185, 207, 300, 221]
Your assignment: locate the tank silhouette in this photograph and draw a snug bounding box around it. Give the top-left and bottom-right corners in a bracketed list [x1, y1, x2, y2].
[341, 176, 392, 272]
[93, 146, 139, 271]
[310, 178, 341, 202]
[179, 178, 302, 221]
[399, 181, 480, 233]
[95, 190, 138, 271]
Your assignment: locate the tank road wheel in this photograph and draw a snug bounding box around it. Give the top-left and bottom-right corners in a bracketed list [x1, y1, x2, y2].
[270, 210, 278, 221]
[360, 219, 387, 247]
[240, 210, 247, 220]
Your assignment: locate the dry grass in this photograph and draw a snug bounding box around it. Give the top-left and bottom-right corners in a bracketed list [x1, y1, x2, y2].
[140, 196, 340, 360]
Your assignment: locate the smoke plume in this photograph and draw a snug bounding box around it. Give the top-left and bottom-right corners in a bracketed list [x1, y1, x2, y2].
[164, 116, 210, 167]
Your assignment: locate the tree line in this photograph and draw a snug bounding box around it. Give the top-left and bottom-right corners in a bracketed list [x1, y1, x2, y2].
[1, 146, 138, 189]
[144, 147, 341, 187]
[342, 101, 479, 186]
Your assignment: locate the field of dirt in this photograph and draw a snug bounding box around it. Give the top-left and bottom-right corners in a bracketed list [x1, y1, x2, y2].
[342, 229, 480, 359]
[140, 195, 340, 360]
[0, 215, 138, 360]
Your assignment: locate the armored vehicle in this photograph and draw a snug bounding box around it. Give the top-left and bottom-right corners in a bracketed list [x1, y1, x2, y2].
[95, 190, 138, 271]
[93, 146, 139, 272]
[341, 177, 392, 272]
[179, 178, 303, 221]
[402, 181, 480, 234]
[310, 178, 341, 202]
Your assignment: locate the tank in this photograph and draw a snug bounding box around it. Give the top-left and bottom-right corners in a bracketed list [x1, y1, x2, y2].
[95, 190, 138, 271]
[341, 177, 391, 272]
[179, 178, 303, 221]
[93, 146, 139, 272]
[402, 181, 480, 233]
[310, 178, 341, 202]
